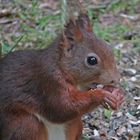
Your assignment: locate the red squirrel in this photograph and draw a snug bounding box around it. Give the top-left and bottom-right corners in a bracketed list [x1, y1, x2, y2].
[0, 13, 124, 140]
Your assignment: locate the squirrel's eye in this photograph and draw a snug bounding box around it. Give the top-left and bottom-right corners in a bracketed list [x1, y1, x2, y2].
[87, 56, 98, 65]
[85, 53, 99, 68]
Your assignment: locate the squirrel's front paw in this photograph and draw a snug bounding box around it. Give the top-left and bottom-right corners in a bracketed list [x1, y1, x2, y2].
[111, 88, 124, 110]
[103, 87, 124, 110]
[90, 88, 117, 110]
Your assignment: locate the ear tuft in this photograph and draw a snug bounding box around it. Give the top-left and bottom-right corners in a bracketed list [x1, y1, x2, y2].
[61, 12, 92, 49]
[59, 32, 74, 57]
[77, 13, 93, 32]
[74, 24, 83, 42]
[60, 32, 71, 48]
[64, 18, 83, 43]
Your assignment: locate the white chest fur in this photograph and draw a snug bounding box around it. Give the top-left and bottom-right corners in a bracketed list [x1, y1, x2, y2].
[35, 114, 66, 140]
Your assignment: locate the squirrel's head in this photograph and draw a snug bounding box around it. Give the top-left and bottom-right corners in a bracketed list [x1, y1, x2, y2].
[59, 13, 120, 88]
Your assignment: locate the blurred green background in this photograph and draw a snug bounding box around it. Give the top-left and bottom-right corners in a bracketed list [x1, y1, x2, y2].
[0, 0, 140, 55]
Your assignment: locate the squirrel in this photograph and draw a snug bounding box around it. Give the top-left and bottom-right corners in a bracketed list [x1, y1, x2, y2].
[0, 13, 124, 140]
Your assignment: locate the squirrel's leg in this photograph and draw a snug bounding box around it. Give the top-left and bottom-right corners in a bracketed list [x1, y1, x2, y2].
[0, 113, 47, 140]
[66, 117, 83, 140]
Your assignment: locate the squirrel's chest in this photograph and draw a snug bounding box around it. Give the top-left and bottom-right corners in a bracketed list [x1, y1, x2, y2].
[35, 114, 66, 140]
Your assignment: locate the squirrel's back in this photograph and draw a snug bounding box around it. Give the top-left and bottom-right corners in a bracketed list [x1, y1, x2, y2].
[0, 36, 63, 112]
[0, 50, 41, 110]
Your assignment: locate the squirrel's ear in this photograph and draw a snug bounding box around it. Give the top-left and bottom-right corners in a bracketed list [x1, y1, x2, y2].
[60, 32, 73, 56]
[64, 19, 83, 43]
[60, 32, 71, 48]
[77, 13, 93, 32]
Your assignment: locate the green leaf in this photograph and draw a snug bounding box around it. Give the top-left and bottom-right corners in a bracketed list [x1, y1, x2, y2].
[104, 109, 112, 119]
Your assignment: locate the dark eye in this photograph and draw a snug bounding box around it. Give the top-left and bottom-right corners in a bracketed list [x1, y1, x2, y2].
[87, 56, 98, 65]
[85, 53, 99, 68]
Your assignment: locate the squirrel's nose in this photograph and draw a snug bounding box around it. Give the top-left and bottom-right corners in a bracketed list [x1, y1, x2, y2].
[110, 73, 121, 85]
[110, 80, 118, 85]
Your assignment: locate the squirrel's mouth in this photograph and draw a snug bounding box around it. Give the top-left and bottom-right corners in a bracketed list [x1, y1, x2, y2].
[77, 83, 117, 92]
[77, 83, 104, 91]
[87, 83, 104, 89]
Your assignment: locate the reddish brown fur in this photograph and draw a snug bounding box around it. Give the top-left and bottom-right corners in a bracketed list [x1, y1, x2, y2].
[66, 118, 83, 140]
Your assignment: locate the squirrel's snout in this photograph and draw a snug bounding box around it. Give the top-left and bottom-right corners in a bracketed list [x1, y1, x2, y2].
[109, 72, 121, 85]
